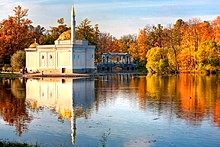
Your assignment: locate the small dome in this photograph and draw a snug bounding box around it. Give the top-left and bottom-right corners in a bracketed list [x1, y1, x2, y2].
[57, 30, 71, 41]
[29, 39, 39, 48]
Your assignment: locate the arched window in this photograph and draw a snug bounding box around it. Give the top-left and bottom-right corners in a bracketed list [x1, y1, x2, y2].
[50, 55, 52, 59]
[42, 55, 44, 59]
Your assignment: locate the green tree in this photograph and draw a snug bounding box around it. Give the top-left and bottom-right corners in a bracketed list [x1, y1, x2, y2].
[40, 18, 69, 45]
[76, 18, 98, 45]
[29, 24, 46, 43]
[76, 18, 101, 62]
[10, 50, 25, 71]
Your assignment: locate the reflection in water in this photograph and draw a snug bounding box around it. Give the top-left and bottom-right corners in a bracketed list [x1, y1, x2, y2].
[176, 74, 219, 126]
[26, 78, 73, 120]
[214, 100, 220, 127]
[0, 78, 30, 136]
[0, 74, 220, 146]
[25, 78, 95, 145]
[96, 74, 220, 127]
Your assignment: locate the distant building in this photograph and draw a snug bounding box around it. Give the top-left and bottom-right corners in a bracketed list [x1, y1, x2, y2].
[97, 52, 137, 72]
[25, 5, 95, 73]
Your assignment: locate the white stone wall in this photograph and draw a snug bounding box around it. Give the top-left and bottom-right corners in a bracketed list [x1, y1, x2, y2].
[39, 52, 47, 67]
[57, 52, 71, 67]
[26, 51, 38, 73]
[48, 52, 55, 67]
[73, 48, 86, 70]
[25, 39, 95, 73]
[86, 48, 95, 69]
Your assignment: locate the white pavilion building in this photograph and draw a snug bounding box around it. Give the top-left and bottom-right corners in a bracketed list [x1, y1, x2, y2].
[25, 5, 95, 74]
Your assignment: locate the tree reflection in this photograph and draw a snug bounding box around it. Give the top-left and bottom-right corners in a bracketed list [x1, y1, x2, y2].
[0, 78, 31, 136]
[177, 74, 205, 125]
[95, 74, 220, 128]
[11, 78, 26, 99]
[137, 77, 146, 109]
[213, 99, 220, 127]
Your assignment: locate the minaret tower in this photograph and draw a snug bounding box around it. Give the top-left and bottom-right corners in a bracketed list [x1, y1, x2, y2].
[71, 4, 76, 43]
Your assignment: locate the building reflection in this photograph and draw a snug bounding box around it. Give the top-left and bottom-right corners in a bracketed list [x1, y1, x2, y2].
[26, 78, 95, 145]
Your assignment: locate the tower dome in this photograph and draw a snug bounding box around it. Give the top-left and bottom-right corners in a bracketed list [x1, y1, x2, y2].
[57, 30, 71, 41]
[29, 39, 39, 48]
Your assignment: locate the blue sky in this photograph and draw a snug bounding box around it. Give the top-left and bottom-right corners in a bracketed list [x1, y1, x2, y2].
[0, 0, 220, 38]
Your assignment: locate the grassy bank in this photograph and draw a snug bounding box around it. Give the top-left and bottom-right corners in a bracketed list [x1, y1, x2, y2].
[0, 73, 21, 79]
[0, 141, 38, 147]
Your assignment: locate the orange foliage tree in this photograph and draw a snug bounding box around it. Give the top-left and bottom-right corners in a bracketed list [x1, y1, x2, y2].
[213, 16, 220, 43]
[137, 27, 149, 61]
[0, 5, 33, 64]
[96, 33, 118, 62]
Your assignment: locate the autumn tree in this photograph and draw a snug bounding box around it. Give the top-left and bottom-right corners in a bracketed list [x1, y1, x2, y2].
[196, 40, 220, 73]
[199, 21, 213, 42]
[0, 5, 32, 64]
[93, 24, 100, 46]
[128, 41, 139, 61]
[213, 16, 220, 43]
[120, 35, 136, 53]
[96, 33, 117, 62]
[153, 24, 163, 47]
[137, 28, 148, 61]
[178, 18, 217, 72]
[181, 19, 201, 52]
[13, 5, 29, 24]
[169, 19, 184, 72]
[146, 47, 169, 74]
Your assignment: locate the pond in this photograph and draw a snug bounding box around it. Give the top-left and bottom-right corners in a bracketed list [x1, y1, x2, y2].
[0, 74, 220, 146]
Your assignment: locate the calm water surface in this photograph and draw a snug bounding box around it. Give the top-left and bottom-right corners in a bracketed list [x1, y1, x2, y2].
[0, 74, 220, 147]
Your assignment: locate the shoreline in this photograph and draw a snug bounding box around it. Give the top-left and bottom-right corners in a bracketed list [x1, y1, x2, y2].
[0, 72, 147, 79]
[0, 71, 218, 79]
[22, 73, 91, 78]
